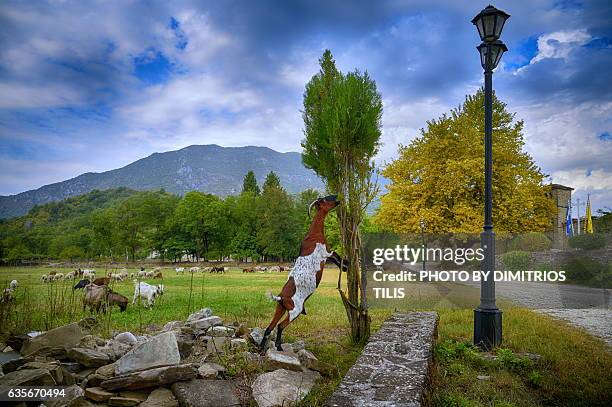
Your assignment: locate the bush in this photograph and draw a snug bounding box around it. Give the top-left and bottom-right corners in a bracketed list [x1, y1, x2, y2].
[501, 251, 531, 271]
[568, 234, 606, 250]
[509, 232, 552, 252]
[564, 257, 609, 284]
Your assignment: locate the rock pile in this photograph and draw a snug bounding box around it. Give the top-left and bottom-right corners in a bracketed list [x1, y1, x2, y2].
[0, 308, 325, 406]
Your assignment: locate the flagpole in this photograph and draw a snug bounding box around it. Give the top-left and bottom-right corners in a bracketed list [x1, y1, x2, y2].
[576, 198, 581, 235]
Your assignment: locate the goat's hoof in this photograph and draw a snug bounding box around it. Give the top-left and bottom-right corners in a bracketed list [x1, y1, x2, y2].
[276, 346, 283, 351]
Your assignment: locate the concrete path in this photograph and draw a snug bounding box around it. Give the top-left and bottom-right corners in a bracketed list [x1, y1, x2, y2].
[326, 312, 438, 407]
[463, 279, 611, 345]
[463, 280, 610, 309]
[535, 308, 612, 346]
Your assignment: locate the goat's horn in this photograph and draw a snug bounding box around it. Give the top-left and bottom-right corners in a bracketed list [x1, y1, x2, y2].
[308, 199, 318, 218]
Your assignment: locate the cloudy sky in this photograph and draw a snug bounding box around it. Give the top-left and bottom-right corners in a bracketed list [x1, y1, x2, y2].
[0, 0, 610, 212]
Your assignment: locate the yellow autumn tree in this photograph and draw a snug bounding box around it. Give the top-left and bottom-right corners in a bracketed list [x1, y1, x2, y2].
[375, 90, 555, 234]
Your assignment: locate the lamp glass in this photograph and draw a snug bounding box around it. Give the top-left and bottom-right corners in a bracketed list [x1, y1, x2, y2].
[472, 6, 510, 42]
[494, 14, 509, 38]
[483, 13, 497, 40]
[477, 41, 507, 71]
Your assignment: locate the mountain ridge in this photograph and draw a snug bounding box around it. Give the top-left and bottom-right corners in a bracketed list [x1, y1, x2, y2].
[0, 144, 325, 219]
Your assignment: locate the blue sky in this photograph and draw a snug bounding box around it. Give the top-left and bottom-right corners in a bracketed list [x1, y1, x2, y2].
[0, 0, 610, 212]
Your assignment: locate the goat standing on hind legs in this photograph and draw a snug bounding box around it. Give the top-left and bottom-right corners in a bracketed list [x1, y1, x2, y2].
[260, 195, 349, 353]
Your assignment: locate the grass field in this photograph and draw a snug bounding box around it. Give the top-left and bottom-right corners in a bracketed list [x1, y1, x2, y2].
[1, 265, 610, 406]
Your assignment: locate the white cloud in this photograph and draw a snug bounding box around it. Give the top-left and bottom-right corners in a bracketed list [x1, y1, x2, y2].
[516, 100, 612, 175]
[119, 74, 261, 128]
[515, 29, 592, 75]
[0, 82, 84, 108]
[551, 168, 612, 192]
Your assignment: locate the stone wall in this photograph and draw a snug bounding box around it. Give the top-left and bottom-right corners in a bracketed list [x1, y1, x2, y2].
[326, 312, 438, 407]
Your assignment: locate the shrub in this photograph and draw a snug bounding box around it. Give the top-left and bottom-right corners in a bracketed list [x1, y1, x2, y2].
[501, 251, 531, 271]
[496, 348, 533, 372]
[564, 257, 609, 284]
[509, 232, 552, 252]
[528, 370, 543, 388]
[568, 233, 606, 250]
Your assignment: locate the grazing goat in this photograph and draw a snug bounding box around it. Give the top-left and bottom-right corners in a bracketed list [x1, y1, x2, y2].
[73, 279, 90, 290]
[210, 266, 224, 273]
[83, 284, 108, 313]
[243, 268, 255, 273]
[83, 270, 96, 279]
[137, 270, 147, 278]
[153, 271, 163, 279]
[107, 291, 129, 312]
[175, 267, 185, 274]
[189, 266, 201, 273]
[260, 195, 348, 352]
[132, 281, 164, 308]
[64, 271, 75, 280]
[2, 288, 15, 303]
[92, 277, 111, 286]
[9, 280, 18, 290]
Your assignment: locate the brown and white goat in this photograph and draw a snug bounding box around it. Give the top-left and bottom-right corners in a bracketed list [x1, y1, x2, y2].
[260, 195, 348, 352]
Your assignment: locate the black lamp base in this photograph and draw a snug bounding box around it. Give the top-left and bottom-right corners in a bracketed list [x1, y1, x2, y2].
[474, 308, 502, 350]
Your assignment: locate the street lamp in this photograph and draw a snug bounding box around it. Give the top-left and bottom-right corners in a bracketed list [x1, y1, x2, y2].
[471, 4, 509, 350]
[419, 219, 427, 271]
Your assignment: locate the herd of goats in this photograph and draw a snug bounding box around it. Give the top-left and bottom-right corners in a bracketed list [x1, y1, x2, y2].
[1, 264, 293, 313]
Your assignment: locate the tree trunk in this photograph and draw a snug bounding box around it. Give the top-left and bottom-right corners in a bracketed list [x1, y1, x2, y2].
[337, 203, 371, 343]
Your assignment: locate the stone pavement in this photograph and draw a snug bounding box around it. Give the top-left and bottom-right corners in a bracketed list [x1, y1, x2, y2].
[535, 308, 612, 346]
[326, 312, 438, 407]
[461, 279, 611, 344]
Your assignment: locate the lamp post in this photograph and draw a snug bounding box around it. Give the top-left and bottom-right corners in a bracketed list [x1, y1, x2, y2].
[419, 219, 427, 271]
[471, 4, 509, 350]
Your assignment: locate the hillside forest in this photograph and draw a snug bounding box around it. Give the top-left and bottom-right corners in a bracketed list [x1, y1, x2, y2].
[0, 171, 363, 264]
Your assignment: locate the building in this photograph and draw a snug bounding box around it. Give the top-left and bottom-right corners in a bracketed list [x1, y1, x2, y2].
[549, 184, 573, 250]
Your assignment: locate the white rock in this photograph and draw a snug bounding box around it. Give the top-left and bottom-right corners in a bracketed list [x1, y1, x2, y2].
[189, 316, 223, 331]
[186, 308, 213, 322]
[197, 362, 226, 379]
[114, 332, 138, 346]
[252, 369, 320, 407]
[210, 326, 235, 337]
[264, 349, 302, 372]
[230, 338, 248, 350]
[115, 332, 180, 375]
[162, 321, 183, 332]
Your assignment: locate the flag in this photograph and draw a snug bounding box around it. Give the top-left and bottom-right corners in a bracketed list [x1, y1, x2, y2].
[585, 195, 594, 234]
[565, 200, 574, 236]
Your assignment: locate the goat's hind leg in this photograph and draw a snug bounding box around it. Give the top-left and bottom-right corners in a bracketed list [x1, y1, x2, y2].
[275, 314, 294, 351]
[260, 302, 286, 354]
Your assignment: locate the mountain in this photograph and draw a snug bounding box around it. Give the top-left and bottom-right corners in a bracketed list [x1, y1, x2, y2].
[0, 145, 325, 219]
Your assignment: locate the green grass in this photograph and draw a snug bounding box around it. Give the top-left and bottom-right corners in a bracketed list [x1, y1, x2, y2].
[1, 266, 610, 406]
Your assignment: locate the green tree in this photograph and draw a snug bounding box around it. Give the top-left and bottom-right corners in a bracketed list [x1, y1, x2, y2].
[5, 244, 32, 265]
[375, 90, 555, 234]
[262, 171, 282, 194]
[115, 196, 147, 261]
[242, 170, 261, 195]
[59, 245, 85, 262]
[91, 208, 119, 259]
[174, 192, 227, 261]
[302, 49, 382, 342]
[227, 192, 262, 262]
[258, 186, 301, 261]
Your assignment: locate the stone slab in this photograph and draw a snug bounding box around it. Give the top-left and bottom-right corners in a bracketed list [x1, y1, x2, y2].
[326, 312, 438, 407]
